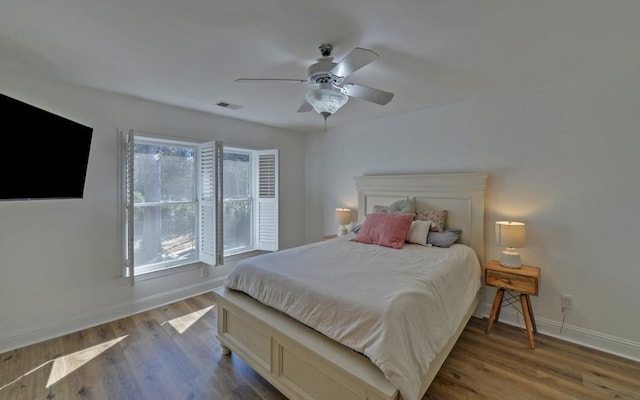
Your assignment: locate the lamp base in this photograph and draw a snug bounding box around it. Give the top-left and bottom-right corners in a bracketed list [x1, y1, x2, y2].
[337, 226, 349, 237]
[500, 250, 522, 268]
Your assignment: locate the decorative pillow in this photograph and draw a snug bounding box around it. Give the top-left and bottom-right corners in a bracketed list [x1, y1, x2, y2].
[427, 229, 462, 248]
[352, 223, 362, 234]
[389, 199, 415, 213]
[415, 209, 448, 232]
[372, 205, 391, 214]
[405, 220, 432, 246]
[372, 199, 415, 214]
[351, 213, 414, 249]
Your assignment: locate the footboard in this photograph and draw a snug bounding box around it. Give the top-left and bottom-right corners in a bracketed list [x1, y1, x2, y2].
[212, 287, 399, 400]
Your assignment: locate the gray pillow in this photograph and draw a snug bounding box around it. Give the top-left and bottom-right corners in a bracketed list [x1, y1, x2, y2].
[427, 229, 462, 248]
[389, 199, 415, 213]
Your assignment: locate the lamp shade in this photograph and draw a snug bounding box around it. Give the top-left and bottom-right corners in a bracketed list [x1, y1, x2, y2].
[495, 221, 526, 248]
[335, 208, 351, 225]
[305, 86, 349, 118]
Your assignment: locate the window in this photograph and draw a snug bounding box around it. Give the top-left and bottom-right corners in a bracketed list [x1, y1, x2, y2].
[122, 131, 278, 281]
[223, 148, 253, 255]
[222, 147, 279, 256]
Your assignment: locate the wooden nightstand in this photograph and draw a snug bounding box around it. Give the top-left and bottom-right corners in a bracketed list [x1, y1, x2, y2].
[322, 234, 338, 241]
[485, 260, 540, 349]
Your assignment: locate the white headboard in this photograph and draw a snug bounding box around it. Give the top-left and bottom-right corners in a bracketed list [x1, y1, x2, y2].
[354, 173, 488, 265]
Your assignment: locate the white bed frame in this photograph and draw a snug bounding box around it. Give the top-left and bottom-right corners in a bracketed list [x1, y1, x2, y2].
[213, 173, 487, 400]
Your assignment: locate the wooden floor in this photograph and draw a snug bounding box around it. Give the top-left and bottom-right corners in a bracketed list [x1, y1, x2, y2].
[2, 293, 639, 400]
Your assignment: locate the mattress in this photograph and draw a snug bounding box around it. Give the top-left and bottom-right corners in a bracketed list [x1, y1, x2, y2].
[225, 235, 482, 400]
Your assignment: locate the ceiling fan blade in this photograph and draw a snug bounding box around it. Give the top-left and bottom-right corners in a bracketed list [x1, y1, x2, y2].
[341, 83, 394, 105]
[330, 47, 379, 78]
[235, 78, 306, 83]
[297, 100, 312, 113]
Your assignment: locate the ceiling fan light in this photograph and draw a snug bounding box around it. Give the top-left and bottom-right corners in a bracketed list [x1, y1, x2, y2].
[305, 88, 349, 117]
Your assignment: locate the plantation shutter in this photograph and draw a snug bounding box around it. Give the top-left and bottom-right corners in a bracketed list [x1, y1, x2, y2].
[255, 149, 279, 251]
[198, 141, 224, 266]
[123, 129, 135, 285]
[198, 141, 215, 266]
[214, 141, 224, 265]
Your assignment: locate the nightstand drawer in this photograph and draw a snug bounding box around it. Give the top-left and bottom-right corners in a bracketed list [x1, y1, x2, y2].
[486, 270, 538, 295]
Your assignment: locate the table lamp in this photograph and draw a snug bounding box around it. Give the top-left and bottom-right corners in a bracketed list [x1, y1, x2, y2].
[495, 221, 526, 268]
[336, 208, 351, 237]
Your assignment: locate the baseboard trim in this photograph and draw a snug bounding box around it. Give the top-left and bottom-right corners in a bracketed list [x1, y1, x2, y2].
[483, 301, 640, 363]
[0, 277, 226, 353]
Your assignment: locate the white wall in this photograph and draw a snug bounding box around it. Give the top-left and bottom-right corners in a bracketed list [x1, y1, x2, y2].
[2, 50, 639, 363]
[0, 68, 306, 352]
[305, 67, 640, 360]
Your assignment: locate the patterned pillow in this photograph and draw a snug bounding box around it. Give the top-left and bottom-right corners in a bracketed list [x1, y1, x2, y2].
[415, 209, 448, 232]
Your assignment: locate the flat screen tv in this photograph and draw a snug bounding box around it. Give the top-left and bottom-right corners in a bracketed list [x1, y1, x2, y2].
[1, 93, 93, 200]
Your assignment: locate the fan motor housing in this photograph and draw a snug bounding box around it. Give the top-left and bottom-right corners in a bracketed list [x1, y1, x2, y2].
[307, 59, 341, 84]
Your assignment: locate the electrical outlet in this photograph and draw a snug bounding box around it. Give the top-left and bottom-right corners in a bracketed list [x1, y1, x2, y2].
[561, 294, 574, 311]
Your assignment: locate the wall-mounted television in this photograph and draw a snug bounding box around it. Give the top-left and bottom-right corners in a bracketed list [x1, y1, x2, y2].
[1, 93, 93, 200]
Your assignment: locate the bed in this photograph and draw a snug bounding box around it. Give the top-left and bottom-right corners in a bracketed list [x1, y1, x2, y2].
[213, 173, 487, 400]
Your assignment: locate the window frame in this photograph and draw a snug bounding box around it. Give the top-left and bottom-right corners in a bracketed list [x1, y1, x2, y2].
[223, 146, 255, 257]
[221, 146, 279, 256]
[119, 130, 277, 284]
[121, 131, 222, 282]
[131, 136, 200, 274]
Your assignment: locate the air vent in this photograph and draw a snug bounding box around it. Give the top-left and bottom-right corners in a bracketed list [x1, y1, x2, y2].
[216, 101, 243, 110]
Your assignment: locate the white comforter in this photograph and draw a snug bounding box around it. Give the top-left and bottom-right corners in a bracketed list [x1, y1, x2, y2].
[225, 236, 482, 400]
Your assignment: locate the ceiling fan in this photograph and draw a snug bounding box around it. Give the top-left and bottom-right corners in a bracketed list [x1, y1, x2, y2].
[236, 44, 394, 120]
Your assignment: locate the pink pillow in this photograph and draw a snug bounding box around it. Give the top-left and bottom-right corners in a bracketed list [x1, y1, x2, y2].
[351, 212, 415, 249]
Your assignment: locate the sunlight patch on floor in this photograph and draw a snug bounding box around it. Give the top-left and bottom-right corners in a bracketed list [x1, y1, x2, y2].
[46, 335, 127, 388]
[0, 360, 51, 392]
[162, 305, 214, 334]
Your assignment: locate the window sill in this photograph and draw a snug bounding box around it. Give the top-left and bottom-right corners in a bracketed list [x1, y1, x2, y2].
[116, 250, 270, 285]
[117, 262, 206, 285]
[224, 249, 268, 263]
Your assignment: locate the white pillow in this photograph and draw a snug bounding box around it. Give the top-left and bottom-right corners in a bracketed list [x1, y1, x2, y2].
[406, 220, 433, 246]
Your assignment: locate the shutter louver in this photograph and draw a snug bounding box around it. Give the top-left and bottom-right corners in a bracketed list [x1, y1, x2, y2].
[256, 150, 278, 251]
[214, 141, 224, 265]
[259, 154, 276, 198]
[198, 142, 216, 266]
[124, 130, 135, 285]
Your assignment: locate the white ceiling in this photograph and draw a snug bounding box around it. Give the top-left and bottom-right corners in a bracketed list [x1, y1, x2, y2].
[1, 0, 639, 133]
